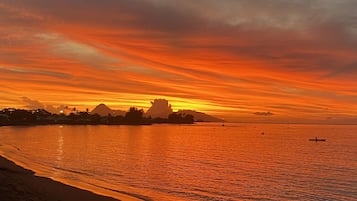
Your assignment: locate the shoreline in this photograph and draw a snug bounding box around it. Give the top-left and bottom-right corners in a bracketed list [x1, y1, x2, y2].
[0, 155, 143, 201]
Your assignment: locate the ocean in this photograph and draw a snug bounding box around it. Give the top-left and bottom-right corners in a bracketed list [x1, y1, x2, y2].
[0, 123, 356, 200]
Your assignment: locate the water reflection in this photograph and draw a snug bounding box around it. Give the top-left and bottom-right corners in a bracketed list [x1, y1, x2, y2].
[0, 124, 356, 201]
[56, 126, 64, 167]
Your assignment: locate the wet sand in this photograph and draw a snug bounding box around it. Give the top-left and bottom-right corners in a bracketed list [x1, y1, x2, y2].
[0, 155, 120, 201]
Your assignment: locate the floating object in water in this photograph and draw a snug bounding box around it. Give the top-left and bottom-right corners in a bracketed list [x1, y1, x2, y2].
[309, 137, 326, 142]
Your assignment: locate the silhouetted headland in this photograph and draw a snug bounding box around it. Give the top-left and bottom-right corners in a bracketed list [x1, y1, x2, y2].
[0, 99, 222, 126]
[0, 107, 194, 126]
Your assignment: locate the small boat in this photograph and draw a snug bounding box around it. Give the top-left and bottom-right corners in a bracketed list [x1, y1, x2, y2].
[309, 137, 326, 142]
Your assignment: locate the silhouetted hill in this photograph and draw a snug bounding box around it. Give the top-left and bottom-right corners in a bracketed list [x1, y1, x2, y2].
[177, 110, 221, 122]
[90, 104, 126, 116]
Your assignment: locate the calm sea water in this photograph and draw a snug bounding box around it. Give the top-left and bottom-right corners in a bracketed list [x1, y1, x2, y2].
[0, 123, 356, 200]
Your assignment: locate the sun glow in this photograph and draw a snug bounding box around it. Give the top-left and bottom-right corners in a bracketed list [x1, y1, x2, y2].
[1, 1, 357, 123]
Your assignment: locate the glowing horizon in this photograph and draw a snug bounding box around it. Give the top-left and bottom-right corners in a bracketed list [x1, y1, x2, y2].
[1, 0, 357, 124]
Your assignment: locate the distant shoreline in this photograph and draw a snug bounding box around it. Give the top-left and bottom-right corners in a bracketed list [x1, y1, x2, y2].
[0, 122, 154, 127]
[0, 108, 196, 126]
[0, 121, 198, 127]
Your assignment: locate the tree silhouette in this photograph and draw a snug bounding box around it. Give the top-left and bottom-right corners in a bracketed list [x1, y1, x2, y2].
[0, 106, 194, 126]
[124, 107, 145, 124]
[90, 113, 101, 124]
[168, 112, 194, 124]
[8, 109, 36, 124]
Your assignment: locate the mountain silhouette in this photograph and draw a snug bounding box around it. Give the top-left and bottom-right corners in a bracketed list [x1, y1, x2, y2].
[177, 110, 221, 122]
[90, 100, 221, 122]
[90, 103, 126, 116]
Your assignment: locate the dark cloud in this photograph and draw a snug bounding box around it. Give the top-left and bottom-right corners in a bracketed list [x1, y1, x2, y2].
[0, 66, 70, 79]
[0, 2, 43, 26]
[21, 97, 44, 109]
[1, 0, 205, 33]
[321, 61, 357, 79]
[254, 111, 274, 116]
[21, 97, 66, 113]
[2, 0, 357, 58]
[1, 0, 356, 78]
[3, 0, 357, 36]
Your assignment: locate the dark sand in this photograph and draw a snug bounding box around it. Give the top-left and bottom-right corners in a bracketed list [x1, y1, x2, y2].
[0, 155, 120, 201]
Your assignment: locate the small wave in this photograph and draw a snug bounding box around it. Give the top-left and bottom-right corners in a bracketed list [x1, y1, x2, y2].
[167, 189, 235, 201]
[88, 182, 153, 201]
[52, 166, 93, 177]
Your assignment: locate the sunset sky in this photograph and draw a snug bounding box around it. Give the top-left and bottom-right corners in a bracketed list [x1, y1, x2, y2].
[1, 0, 357, 123]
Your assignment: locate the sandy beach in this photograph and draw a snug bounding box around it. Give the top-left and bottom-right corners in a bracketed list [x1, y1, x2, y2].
[0, 155, 121, 201]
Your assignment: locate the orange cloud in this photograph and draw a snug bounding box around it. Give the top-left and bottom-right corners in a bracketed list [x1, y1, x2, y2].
[1, 0, 357, 123]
